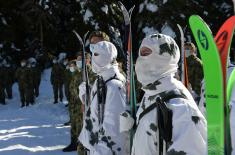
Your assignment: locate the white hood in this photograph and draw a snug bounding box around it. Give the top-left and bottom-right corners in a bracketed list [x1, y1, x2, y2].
[135, 33, 180, 87]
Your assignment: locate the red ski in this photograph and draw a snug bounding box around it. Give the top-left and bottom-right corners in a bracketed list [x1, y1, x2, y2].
[214, 15, 235, 154]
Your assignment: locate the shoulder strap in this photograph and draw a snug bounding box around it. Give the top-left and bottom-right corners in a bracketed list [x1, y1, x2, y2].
[138, 89, 187, 122]
[91, 74, 122, 101]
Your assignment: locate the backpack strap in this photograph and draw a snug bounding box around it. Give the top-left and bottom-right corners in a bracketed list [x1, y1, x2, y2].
[138, 89, 187, 123]
[91, 74, 123, 101]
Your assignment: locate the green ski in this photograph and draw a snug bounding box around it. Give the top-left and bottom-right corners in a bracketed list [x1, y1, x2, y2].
[227, 69, 235, 104]
[189, 15, 224, 154]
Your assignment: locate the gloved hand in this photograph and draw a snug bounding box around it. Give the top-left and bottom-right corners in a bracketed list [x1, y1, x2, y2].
[79, 82, 86, 104]
[120, 111, 135, 132]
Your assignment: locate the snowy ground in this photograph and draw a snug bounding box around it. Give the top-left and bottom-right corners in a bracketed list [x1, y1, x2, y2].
[0, 69, 76, 155]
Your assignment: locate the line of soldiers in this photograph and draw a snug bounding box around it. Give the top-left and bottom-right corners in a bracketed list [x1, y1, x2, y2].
[0, 56, 42, 107]
[50, 52, 96, 152]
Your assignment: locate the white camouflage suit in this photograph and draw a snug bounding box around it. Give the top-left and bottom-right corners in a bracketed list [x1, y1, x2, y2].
[78, 41, 127, 155]
[132, 34, 207, 155]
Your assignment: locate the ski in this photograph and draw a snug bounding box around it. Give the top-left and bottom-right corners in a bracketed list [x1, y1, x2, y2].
[118, 1, 136, 153]
[189, 15, 224, 154]
[177, 24, 189, 88]
[227, 68, 235, 103]
[72, 30, 90, 105]
[118, 1, 136, 122]
[72, 30, 90, 155]
[214, 15, 235, 154]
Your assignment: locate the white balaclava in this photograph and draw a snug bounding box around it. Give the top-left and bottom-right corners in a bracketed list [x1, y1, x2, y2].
[135, 33, 180, 87]
[91, 41, 117, 74]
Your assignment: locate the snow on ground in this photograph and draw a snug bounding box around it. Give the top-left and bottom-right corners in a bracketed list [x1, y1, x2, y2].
[0, 68, 76, 155]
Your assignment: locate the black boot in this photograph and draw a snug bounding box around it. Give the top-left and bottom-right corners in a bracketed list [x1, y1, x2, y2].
[63, 121, 71, 126]
[62, 142, 77, 152]
[21, 103, 25, 108]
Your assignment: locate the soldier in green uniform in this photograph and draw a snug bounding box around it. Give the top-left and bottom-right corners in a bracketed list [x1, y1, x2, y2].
[185, 42, 203, 102]
[50, 58, 64, 104]
[3, 59, 14, 99]
[15, 59, 34, 107]
[63, 58, 70, 101]
[63, 60, 83, 152]
[25, 63, 35, 105]
[0, 60, 6, 104]
[28, 57, 41, 98]
[4, 64, 14, 99]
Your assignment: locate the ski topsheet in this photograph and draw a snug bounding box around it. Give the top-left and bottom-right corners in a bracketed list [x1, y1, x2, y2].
[189, 15, 224, 154]
[214, 15, 235, 154]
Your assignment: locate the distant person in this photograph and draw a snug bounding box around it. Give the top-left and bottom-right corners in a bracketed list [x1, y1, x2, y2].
[185, 42, 203, 103]
[15, 59, 34, 107]
[50, 57, 64, 104]
[63, 60, 82, 152]
[0, 60, 6, 105]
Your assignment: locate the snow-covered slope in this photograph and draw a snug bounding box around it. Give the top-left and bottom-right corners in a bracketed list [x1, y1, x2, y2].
[0, 68, 75, 155]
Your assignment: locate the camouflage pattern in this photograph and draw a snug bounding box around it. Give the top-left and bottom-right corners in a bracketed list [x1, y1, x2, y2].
[68, 68, 83, 144]
[0, 65, 6, 104]
[186, 55, 203, 95]
[50, 63, 64, 103]
[15, 66, 34, 106]
[64, 67, 72, 101]
[87, 64, 96, 86]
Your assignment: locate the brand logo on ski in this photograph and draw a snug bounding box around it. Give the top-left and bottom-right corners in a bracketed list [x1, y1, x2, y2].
[215, 31, 228, 53]
[207, 94, 219, 99]
[197, 30, 209, 50]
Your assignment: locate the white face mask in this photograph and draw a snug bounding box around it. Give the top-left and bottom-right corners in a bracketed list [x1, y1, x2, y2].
[53, 59, 57, 64]
[21, 62, 26, 67]
[89, 44, 95, 53]
[135, 34, 180, 86]
[63, 60, 68, 65]
[76, 60, 82, 69]
[91, 41, 117, 74]
[69, 67, 75, 72]
[185, 49, 191, 58]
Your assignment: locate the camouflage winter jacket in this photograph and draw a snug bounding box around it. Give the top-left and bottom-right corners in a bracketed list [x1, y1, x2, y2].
[50, 63, 64, 85]
[69, 69, 82, 103]
[15, 67, 34, 88]
[186, 55, 203, 95]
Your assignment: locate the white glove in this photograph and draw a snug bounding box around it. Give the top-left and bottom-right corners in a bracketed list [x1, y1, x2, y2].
[79, 82, 86, 104]
[120, 111, 135, 132]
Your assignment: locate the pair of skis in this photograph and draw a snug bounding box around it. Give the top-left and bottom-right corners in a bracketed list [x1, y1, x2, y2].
[73, 30, 90, 155]
[118, 1, 137, 154]
[189, 14, 235, 154]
